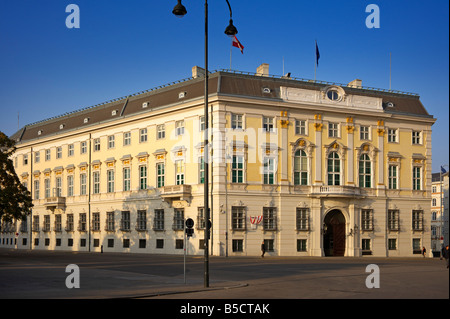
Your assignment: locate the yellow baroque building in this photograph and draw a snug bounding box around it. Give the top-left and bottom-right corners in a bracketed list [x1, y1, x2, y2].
[2, 65, 436, 257]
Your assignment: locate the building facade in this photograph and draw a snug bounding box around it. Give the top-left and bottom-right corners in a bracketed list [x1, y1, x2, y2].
[1, 65, 436, 257]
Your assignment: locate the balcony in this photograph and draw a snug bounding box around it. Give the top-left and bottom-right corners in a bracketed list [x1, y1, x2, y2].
[45, 196, 66, 210]
[160, 184, 192, 202]
[309, 185, 362, 198]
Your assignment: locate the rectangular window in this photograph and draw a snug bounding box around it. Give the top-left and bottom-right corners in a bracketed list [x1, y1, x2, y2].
[92, 213, 100, 231]
[121, 211, 130, 231]
[197, 207, 206, 229]
[231, 114, 243, 129]
[80, 174, 87, 195]
[123, 168, 131, 191]
[232, 239, 243, 252]
[43, 215, 50, 232]
[263, 117, 274, 132]
[154, 209, 165, 231]
[157, 124, 165, 139]
[35, 151, 40, 163]
[413, 166, 421, 190]
[68, 144, 74, 157]
[388, 165, 398, 189]
[66, 214, 74, 232]
[56, 147, 62, 159]
[388, 238, 397, 250]
[263, 207, 277, 231]
[45, 178, 50, 198]
[94, 138, 100, 151]
[294, 150, 308, 185]
[198, 157, 205, 184]
[81, 141, 87, 154]
[123, 132, 131, 146]
[108, 239, 114, 248]
[232, 207, 246, 230]
[295, 120, 306, 135]
[387, 129, 398, 143]
[67, 175, 74, 197]
[54, 215, 62, 232]
[361, 209, 374, 231]
[297, 239, 307, 252]
[93, 172, 100, 194]
[412, 210, 423, 231]
[296, 208, 309, 231]
[412, 131, 421, 145]
[140, 128, 148, 143]
[45, 149, 51, 161]
[156, 239, 164, 249]
[412, 238, 421, 253]
[360, 126, 369, 140]
[232, 156, 244, 183]
[137, 210, 147, 231]
[106, 212, 115, 232]
[264, 239, 274, 252]
[175, 120, 185, 136]
[34, 180, 40, 200]
[387, 210, 400, 231]
[176, 160, 184, 185]
[79, 213, 87, 231]
[362, 239, 371, 251]
[199, 116, 205, 131]
[55, 177, 62, 197]
[175, 239, 184, 249]
[263, 157, 275, 185]
[108, 135, 115, 149]
[173, 209, 184, 231]
[139, 166, 147, 190]
[156, 163, 165, 188]
[32, 216, 39, 232]
[328, 123, 339, 138]
[107, 170, 114, 193]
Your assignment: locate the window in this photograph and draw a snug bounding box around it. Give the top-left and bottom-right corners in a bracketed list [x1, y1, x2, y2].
[388, 238, 397, 250]
[139, 166, 147, 190]
[92, 213, 100, 231]
[359, 154, 371, 188]
[263, 117, 274, 132]
[232, 239, 243, 252]
[80, 174, 87, 195]
[137, 210, 147, 231]
[432, 198, 437, 207]
[106, 212, 115, 232]
[54, 215, 62, 232]
[56, 147, 62, 159]
[412, 131, 421, 145]
[66, 214, 74, 232]
[107, 239, 114, 248]
[35, 151, 40, 163]
[108, 135, 115, 149]
[93, 172, 100, 194]
[327, 152, 340, 185]
[413, 166, 421, 190]
[81, 141, 87, 154]
[388, 165, 398, 189]
[154, 209, 165, 231]
[55, 177, 62, 197]
[121, 211, 130, 231]
[156, 239, 164, 249]
[44, 179, 50, 198]
[175, 239, 184, 249]
[232, 207, 246, 230]
[297, 239, 307, 252]
[107, 170, 114, 193]
[199, 157, 205, 184]
[173, 209, 184, 231]
[412, 210, 423, 231]
[263, 207, 277, 231]
[264, 239, 274, 252]
[361, 209, 374, 231]
[43, 215, 50, 232]
[387, 129, 398, 143]
[32, 216, 39, 232]
[176, 160, 184, 185]
[79, 213, 87, 231]
[34, 180, 40, 200]
[123, 132, 131, 146]
[175, 120, 184, 136]
[362, 239, 371, 251]
[360, 126, 370, 140]
[197, 207, 206, 229]
[231, 114, 243, 129]
[296, 208, 309, 231]
[232, 155, 244, 183]
[199, 116, 205, 131]
[327, 89, 340, 101]
[94, 138, 100, 151]
[45, 149, 51, 161]
[328, 123, 339, 138]
[157, 124, 165, 139]
[156, 163, 165, 188]
[431, 212, 437, 221]
[67, 175, 74, 197]
[295, 120, 306, 135]
[263, 157, 275, 185]
[294, 150, 308, 185]
[23, 154, 28, 165]
[140, 128, 147, 143]
[123, 168, 130, 191]
[412, 238, 421, 253]
[388, 210, 400, 231]
[68, 144, 74, 157]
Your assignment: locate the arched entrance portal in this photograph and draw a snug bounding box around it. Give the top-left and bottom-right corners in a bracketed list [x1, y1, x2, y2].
[323, 209, 346, 256]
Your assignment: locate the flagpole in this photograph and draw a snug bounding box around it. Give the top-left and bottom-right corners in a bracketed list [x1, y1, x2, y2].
[230, 38, 233, 70]
[314, 40, 317, 82]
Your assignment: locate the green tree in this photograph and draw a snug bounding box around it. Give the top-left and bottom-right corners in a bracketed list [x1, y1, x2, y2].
[0, 131, 33, 223]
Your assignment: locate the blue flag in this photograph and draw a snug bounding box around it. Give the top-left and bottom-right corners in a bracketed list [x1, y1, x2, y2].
[441, 166, 447, 174]
[315, 41, 320, 67]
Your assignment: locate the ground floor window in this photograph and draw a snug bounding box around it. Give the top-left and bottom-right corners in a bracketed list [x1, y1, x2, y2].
[232, 239, 243, 252]
[297, 239, 307, 252]
[362, 239, 371, 253]
[412, 238, 421, 254]
[264, 239, 274, 252]
[388, 238, 397, 250]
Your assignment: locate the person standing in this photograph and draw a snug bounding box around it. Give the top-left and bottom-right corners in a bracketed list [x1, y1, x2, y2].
[261, 241, 266, 258]
[422, 246, 426, 258]
[442, 245, 449, 269]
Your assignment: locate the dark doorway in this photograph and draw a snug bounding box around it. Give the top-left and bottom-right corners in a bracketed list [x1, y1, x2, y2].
[323, 210, 346, 256]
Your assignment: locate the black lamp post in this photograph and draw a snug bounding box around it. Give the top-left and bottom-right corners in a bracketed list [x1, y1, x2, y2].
[172, 0, 238, 288]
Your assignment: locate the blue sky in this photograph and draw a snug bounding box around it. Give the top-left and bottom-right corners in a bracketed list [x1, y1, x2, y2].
[0, 0, 448, 172]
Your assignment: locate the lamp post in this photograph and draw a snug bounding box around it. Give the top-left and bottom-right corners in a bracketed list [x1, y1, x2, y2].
[440, 164, 448, 253]
[172, 0, 238, 288]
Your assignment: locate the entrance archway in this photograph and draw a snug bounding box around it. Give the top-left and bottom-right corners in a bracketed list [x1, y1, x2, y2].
[323, 209, 346, 256]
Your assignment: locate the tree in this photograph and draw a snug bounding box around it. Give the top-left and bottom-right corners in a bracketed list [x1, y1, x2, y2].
[0, 131, 33, 223]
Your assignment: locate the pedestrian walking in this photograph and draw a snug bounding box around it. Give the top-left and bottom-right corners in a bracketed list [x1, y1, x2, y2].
[442, 245, 449, 269]
[422, 246, 426, 258]
[261, 241, 266, 258]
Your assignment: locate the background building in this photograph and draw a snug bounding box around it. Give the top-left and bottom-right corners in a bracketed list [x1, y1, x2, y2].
[1, 65, 436, 257]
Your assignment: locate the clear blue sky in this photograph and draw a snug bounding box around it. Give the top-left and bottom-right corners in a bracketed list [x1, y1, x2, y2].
[0, 0, 448, 172]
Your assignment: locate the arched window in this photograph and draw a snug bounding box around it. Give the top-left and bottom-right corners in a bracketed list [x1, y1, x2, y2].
[327, 152, 340, 185]
[359, 154, 371, 188]
[294, 150, 308, 185]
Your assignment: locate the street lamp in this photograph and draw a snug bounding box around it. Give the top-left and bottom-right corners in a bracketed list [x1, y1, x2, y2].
[172, 0, 238, 288]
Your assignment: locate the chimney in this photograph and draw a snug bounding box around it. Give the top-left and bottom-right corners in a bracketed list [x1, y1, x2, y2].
[348, 79, 362, 88]
[192, 66, 205, 78]
[256, 63, 269, 77]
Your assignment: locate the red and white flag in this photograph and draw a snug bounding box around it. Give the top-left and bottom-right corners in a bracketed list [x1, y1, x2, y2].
[232, 36, 244, 54]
